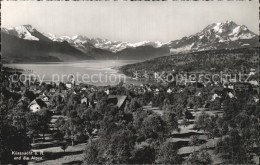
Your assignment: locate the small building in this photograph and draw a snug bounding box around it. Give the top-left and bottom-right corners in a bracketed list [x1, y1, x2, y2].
[228, 92, 235, 98]
[248, 80, 259, 86]
[249, 68, 256, 76]
[49, 88, 56, 93]
[154, 88, 160, 95]
[167, 88, 173, 93]
[66, 82, 72, 89]
[81, 96, 88, 104]
[107, 95, 127, 109]
[29, 85, 37, 91]
[39, 95, 50, 102]
[28, 99, 47, 112]
[104, 89, 110, 95]
[211, 93, 221, 101]
[81, 87, 87, 91]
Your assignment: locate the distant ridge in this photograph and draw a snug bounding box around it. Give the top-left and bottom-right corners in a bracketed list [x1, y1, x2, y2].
[1, 21, 259, 62]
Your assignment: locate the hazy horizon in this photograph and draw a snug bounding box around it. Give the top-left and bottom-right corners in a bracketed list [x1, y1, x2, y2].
[2, 1, 259, 43]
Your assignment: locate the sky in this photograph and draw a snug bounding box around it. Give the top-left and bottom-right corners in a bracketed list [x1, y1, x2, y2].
[2, 1, 259, 43]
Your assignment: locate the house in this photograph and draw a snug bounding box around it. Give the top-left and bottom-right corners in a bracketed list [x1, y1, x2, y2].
[81, 87, 87, 91]
[49, 88, 56, 93]
[104, 89, 110, 95]
[34, 90, 42, 95]
[234, 83, 252, 90]
[196, 92, 201, 97]
[154, 88, 160, 95]
[228, 84, 234, 89]
[211, 93, 221, 101]
[66, 82, 72, 89]
[249, 68, 256, 76]
[28, 99, 47, 112]
[81, 96, 88, 104]
[167, 88, 173, 93]
[29, 85, 37, 91]
[107, 95, 127, 109]
[248, 80, 259, 86]
[154, 72, 159, 79]
[228, 92, 235, 98]
[39, 95, 50, 102]
[91, 87, 96, 92]
[253, 96, 259, 103]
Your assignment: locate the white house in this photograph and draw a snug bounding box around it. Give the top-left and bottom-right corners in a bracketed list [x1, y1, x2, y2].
[66, 82, 72, 89]
[105, 89, 110, 95]
[81, 96, 88, 104]
[167, 88, 173, 93]
[28, 99, 47, 112]
[211, 93, 221, 101]
[154, 88, 160, 95]
[249, 80, 259, 86]
[228, 92, 235, 98]
[249, 68, 256, 76]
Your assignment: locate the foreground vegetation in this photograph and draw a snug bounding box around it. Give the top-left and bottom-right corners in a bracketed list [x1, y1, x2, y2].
[1, 47, 260, 165]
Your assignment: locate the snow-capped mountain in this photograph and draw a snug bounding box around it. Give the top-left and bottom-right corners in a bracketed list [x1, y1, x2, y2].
[44, 34, 163, 53]
[1, 26, 93, 63]
[1, 21, 259, 62]
[2, 25, 52, 42]
[167, 21, 258, 53]
[89, 39, 163, 53]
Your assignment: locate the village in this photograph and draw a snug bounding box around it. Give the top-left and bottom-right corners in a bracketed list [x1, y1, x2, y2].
[1, 65, 259, 164]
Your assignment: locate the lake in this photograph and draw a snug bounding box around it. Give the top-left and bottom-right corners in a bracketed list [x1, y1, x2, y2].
[4, 60, 142, 86]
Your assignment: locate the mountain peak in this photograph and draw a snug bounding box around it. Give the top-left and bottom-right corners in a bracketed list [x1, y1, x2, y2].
[168, 21, 258, 53]
[199, 21, 255, 38]
[20, 24, 35, 33]
[224, 20, 236, 24]
[22, 24, 33, 28]
[71, 35, 90, 42]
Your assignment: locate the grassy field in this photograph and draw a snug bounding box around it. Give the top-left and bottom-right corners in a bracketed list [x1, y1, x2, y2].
[29, 143, 85, 165]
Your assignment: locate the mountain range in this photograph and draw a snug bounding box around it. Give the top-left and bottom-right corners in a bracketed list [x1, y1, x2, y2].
[1, 21, 259, 63]
[167, 21, 258, 52]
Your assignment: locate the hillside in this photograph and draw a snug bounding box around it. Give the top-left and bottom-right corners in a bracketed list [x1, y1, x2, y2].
[1, 32, 93, 63]
[115, 45, 170, 60]
[119, 47, 259, 77]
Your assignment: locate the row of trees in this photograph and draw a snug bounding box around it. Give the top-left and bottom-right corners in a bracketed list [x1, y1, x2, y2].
[193, 88, 259, 163]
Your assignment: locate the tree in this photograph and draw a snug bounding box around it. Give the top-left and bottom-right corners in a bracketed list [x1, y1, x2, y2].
[26, 112, 41, 143]
[55, 116, 84, 146]
[139, 113, 167, 140]
[157, 142, 181, 164]
[60, 142, 68, 152]
[187, 150, 212, 165]
[184, 110, 194, 122]
[190, 135, 200, 152]
[84, 141, 99, 164]
[172, 103, 184, 119]
[205, 116, 221, 147]
[215, 129, 250, 164]
[162, 111, 178, 133]
[129, 98, 142, 112]
[209, 97, 221, 110]
[194, 111, 210, 131]
[0, 106, 31, 163]
[37, 109, 52, 140]
[103, 129, 135, 164]
[80, 107, 101, 141]
[130, 145, 155, 164]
